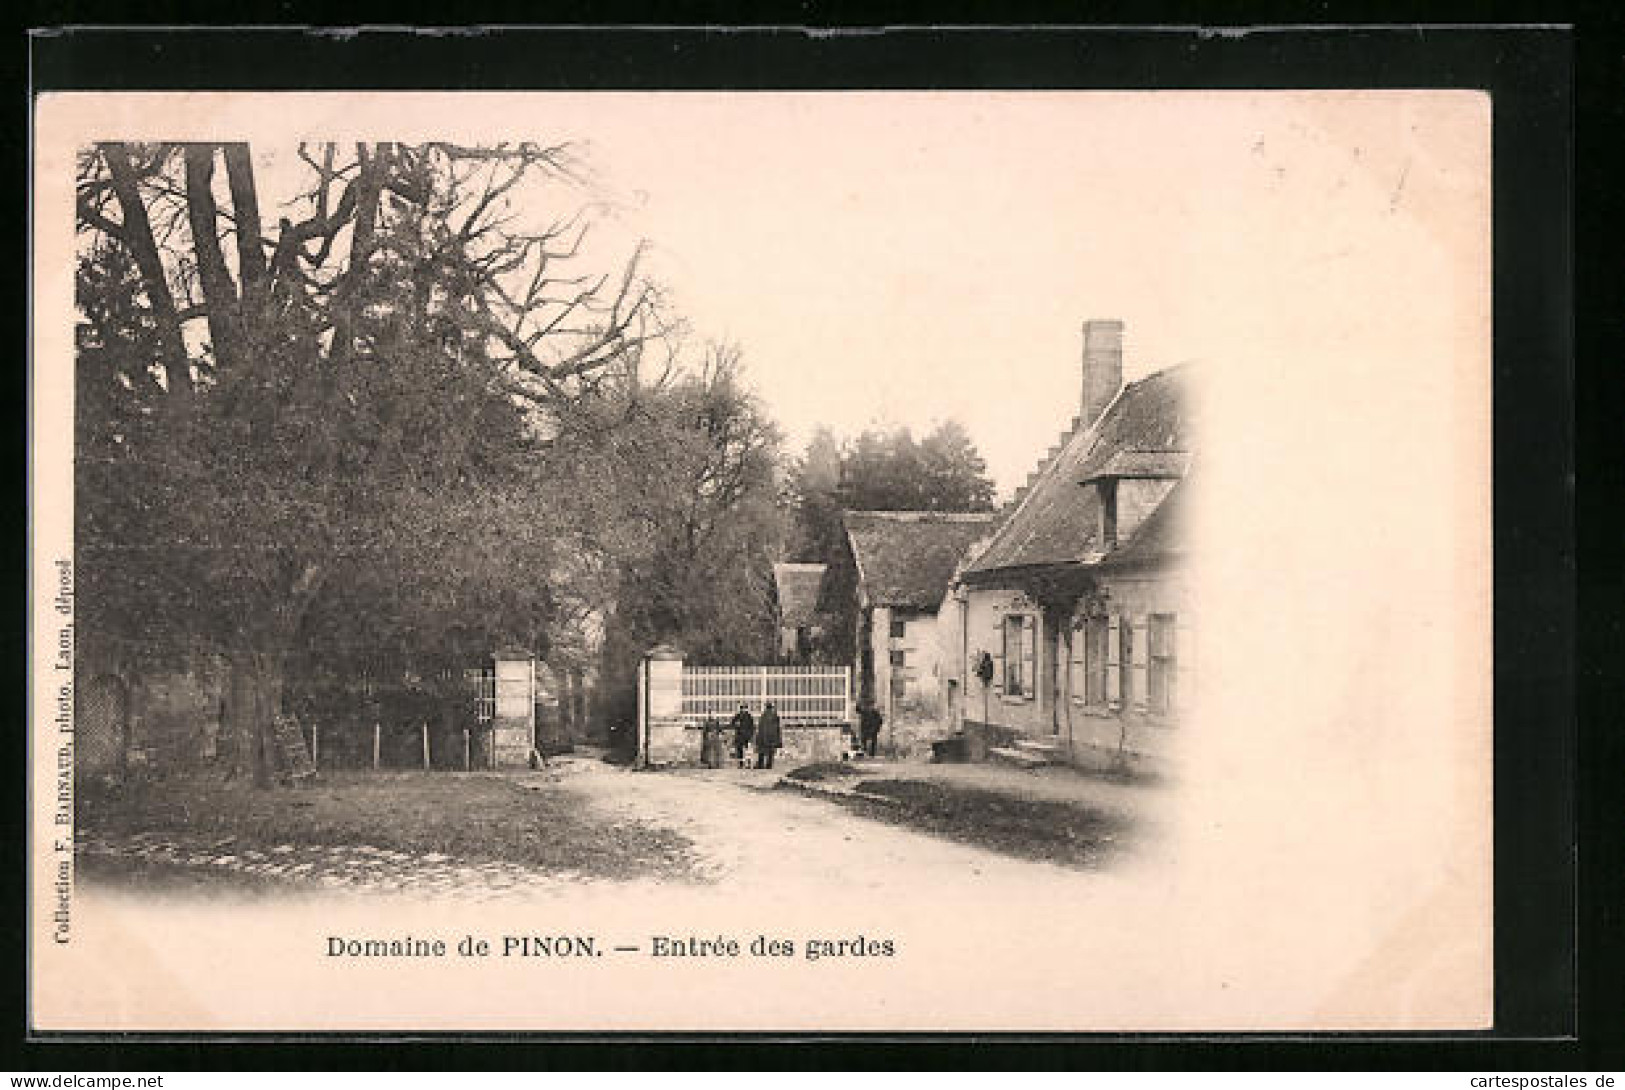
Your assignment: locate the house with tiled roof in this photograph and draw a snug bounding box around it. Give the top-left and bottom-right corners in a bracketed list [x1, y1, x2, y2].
[771, 562, 830, 660]
[939, 320, 1195, 774]
[829, 510, 998, 752]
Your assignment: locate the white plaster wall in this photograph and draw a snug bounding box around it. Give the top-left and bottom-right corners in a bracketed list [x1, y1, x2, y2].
[960, 585, 1049, 734]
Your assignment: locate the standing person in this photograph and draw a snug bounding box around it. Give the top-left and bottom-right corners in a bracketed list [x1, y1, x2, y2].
[729, 703, 755, 769]
[700, 716, 722, 769]
[754, 701, 782, 770]
[859, 700, 884, 758]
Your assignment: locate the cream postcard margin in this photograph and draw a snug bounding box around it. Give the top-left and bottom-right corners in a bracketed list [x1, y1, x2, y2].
[30, 91, 1491, 1032]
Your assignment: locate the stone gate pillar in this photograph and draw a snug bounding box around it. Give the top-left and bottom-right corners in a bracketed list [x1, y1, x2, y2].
[492, 648, 536, 768]
[637, 644, 686, 768]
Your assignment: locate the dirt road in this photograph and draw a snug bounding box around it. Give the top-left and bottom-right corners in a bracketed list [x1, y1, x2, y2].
[79, 752, 1169, 902]
[556, 754, 1169, 896]
[71, 755, 1189, 1031]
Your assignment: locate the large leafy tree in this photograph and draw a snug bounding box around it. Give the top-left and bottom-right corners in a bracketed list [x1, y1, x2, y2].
[75, 141, 659, 785]
[786, 419, 996, 561]
[543, 345, 784, 744]
[784, 427, 846, 567]
[916, 419, 997, 512]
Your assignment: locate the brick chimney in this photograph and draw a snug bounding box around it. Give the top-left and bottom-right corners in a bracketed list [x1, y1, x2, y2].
[1081, 319, 1124, 428]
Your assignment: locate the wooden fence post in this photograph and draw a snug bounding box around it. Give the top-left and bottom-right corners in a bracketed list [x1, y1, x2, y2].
[463, 728, 470, 772]
[372, 723, 381, 770]
[312, 722, 320, 769]
[422, 722, 431, 770]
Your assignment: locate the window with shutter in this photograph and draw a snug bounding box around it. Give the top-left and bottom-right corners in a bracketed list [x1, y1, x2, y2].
[994, 617, 1007, 695]
[1085, 616, 1108, 705]
[1001, 614, 1038, 700]
[1173, 622, 1191, 712]
[1129, 617, 1148, 711]
[1105, 617, 1122, 705]
[1148, 613, 1176, 715]
[1068, 625, 1085, 705]
[1020, 616, 1037, 703]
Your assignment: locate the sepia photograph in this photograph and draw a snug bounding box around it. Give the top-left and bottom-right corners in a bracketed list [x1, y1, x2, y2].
[31, 86, 1493, 1033]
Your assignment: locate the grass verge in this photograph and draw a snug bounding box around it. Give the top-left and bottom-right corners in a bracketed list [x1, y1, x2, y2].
[78, 770, 697, 881]
[782, 761, 865, 784]
[792, 776, 1131, 868]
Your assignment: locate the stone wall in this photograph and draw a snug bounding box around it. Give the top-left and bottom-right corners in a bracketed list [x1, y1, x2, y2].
[1062, 707, 1178, 777]
[131, 663, 225, 768]
[961, 718, 1020, 762]
[635, 647, 854, 769]
[949, 562, 1191, 775]
[1062, 564, 1190, 773]
[959, 585, 1051, 735]
[884, 715, 956, 761]
[491, 653, 537, 767]
[76, 648, 227, 776]
[643, 721, 850, 768]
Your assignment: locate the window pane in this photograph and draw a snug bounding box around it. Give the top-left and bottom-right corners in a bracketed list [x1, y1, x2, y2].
[1003, 616, 1024, 696]
[1148, 614, 1176, 714]
[1149, 614, 1175, 658]
[1148, 656, 1168, 712]
[1086, 618, 1107, 704]
[1119, 621, 1133, 704]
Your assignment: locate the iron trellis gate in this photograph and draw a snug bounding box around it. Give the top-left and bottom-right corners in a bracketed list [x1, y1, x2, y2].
[679, 665, 851, 725]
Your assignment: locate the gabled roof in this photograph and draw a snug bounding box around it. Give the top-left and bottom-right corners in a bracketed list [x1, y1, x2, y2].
[843, 511, 999, 611]
[964, 365, 1192, 575]
[772, 563, 828, 627]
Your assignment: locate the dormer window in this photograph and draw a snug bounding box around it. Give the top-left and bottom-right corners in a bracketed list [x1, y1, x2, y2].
[1082, 450, 1188, 553]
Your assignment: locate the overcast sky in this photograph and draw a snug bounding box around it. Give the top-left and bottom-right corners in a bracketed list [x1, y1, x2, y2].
[540, 91, 1484, 497]
[57, 90, 1487, 499]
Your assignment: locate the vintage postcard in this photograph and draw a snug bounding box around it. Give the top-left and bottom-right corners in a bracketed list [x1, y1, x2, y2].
[29, 89, 1491, 1033]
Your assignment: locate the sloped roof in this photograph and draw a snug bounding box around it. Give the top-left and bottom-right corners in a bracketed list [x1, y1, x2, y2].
[1104, 477, 1190, 567]
[1001, 414, 1085, 515]
[1080, 450, 1191, 483]
[772, 563, 828, 627]
[965, 365, 1192, 575]
[844, 511, 999, 610]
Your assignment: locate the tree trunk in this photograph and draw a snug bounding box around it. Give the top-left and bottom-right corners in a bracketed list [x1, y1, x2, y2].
[222, 563, 322, 789]
[99, 143, 192, 398]
[242, 563, 324, 786]
[331, 144, 382, 355]
[224, 647, 289, 788]
[221, 143, 268, 305]
[250, 651, 288, 787]
[223, 655, 253, 781]
[183, 144, 244, 370]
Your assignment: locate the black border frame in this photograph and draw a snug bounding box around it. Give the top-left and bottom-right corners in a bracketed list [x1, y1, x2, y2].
[13, 17, 1597, 1071]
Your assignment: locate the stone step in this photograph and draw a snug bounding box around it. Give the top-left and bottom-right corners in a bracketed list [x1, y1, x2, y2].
[988, 746, 1052, 769]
